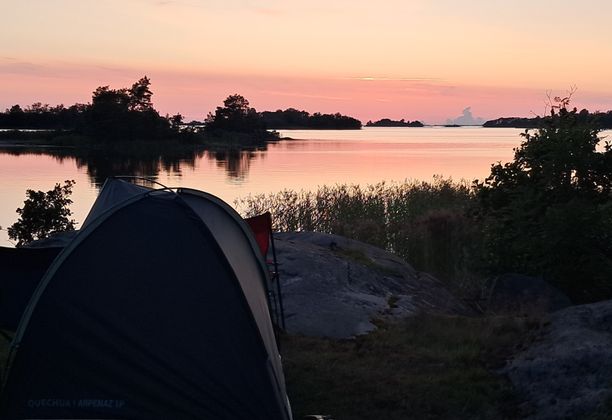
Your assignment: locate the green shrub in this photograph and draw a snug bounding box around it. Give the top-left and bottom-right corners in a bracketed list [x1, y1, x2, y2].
[6, 180, 76, 247]
[476, 106, 612, 302]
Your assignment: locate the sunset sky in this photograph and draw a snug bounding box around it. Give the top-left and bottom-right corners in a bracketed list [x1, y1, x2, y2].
[2, 0, 612, 124]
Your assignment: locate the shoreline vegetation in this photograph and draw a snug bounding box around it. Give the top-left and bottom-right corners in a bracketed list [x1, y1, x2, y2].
[483, 110, 612, 129]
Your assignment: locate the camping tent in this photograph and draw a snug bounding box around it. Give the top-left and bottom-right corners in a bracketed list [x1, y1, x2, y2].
[0, 179, 292, 419]
[0, 246, 63, 331]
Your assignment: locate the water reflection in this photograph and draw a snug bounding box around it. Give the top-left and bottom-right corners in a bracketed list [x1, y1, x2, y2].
[210, 149, 260, 181]
[0, 144, 267, 185]
[1, 127, 530, 248]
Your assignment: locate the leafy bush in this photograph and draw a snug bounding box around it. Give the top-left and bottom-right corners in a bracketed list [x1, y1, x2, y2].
[476, 106, 612, 302]
[7, 180, 76, 247]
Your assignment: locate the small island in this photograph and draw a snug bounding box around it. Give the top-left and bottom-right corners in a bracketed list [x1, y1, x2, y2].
[365, 118, 424, 127]
[259, 108, 362, 129]
[482, 116, 542, 128]
[484, 110, 612, 129]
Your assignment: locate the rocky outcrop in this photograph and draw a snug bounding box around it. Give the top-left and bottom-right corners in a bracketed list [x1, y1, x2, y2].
[274, 231, 472, 338]
[504, 300, 612, 419]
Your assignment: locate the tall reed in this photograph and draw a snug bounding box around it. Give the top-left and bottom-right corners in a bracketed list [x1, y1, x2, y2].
[235, 177, 484, 294]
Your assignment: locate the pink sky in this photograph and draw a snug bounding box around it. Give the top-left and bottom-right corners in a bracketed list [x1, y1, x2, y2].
[2, 0, 612, 124]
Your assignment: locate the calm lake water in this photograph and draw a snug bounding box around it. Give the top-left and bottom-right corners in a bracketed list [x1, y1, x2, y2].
[0, 126, 575, 246]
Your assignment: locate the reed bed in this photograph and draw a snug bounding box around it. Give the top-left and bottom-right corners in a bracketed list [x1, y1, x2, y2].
[236, 177, 485, 295]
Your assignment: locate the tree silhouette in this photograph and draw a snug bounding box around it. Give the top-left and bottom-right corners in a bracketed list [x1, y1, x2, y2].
[7, 180, 76, 247]
[86, 77, 173, 141]
[259, 108, 361, 129]
[205, 94, 265, 133]
[128, 76, 153, 112]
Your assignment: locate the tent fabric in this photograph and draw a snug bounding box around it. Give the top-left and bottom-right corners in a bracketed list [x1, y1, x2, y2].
[0, 246, 62, 330]
[1, 180, 292, 420]
[176, 189, 284, 385]
[80, 177, 151, 229]
[0, 178, 152, 332]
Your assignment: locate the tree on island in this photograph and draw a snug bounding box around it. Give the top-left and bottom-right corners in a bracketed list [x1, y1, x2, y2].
[259, 108, 361, 129]
[0, 76, 173, 137]
[476, 99, 612, 302]
[128, 76, 154, 111]
[204, 94, 267, 134]
[86, 76, 177, 142]
[483, 110, 612, 129]
[366, 118, 423, 127]
[308, 112, 362, 129]
[0, 103, 89, 130]
[5, 105, 25, 127]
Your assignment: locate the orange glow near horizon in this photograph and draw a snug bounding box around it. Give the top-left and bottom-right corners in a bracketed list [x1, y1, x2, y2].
[3, 67, 612, 125]
[1, 0, 612, 122]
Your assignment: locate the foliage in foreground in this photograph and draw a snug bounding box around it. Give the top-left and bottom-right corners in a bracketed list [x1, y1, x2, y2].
[282, 314, 537, 420]
[6, 180, 76, 247]
[476, 106, 612, 303]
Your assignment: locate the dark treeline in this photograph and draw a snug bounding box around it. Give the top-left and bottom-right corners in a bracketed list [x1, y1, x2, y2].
[0, 103, 90, 130]
[0, 77, 184, 142]
[259, 108, 362, 129]
[484, 109, 612, 129]
[365, 118, 423, 127]
[0, 80, 363, 143]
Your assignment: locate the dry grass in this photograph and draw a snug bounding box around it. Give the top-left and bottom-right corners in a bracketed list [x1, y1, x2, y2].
[282, 314, 540, 420]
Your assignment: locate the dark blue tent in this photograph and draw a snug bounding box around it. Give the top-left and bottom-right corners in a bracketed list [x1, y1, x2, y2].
[0, 246, 62, 330]
[0, 180, 292, 419]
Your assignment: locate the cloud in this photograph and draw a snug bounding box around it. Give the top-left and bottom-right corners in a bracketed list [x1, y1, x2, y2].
[349, 76, 442, 82]
[0, 59, 46, 76]
[446, 107, 484, 126]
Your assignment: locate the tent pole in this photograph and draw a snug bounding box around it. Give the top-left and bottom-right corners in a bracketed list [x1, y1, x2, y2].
[269, 230, 285, 331]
